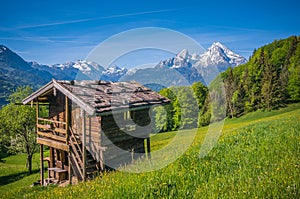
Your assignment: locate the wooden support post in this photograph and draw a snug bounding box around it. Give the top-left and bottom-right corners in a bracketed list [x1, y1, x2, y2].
[81, 109, 87, 181]
[65, 96, 72, 184]
[68, 150, 72, 185]
[65, 96, 69, 144]
[146, 137, 151, 159]
[40, 144, 44, 186]
[36, 100, 39, 129]
[49, 147, 54, 178]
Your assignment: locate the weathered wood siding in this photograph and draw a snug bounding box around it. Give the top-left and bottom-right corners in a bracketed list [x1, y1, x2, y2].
[71, 106, 153, 170]
[101, 108, 152, 169]
[49, 91, 66, 129]
[71, 107, 103, 169]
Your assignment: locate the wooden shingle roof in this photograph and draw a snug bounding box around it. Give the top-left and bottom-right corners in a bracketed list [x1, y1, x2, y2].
[22, 79, 170, 115]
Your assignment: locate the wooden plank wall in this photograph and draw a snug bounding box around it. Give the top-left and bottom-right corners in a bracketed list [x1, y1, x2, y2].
[101, 108, 152, 169]
[71, 107, 103, 169]
[71, 106, 153, 170]
[85, 115, 102, 168]
[49, 91, 66, 129]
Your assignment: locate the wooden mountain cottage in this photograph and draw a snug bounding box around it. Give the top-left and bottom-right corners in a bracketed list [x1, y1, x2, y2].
[22, 79, 169, 185]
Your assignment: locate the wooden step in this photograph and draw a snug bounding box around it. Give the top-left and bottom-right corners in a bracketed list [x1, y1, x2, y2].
[87, 159, 96, 163]
[86, 164, 97, 169]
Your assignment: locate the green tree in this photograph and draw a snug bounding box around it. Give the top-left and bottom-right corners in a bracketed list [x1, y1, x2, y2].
[191, 82, 208, 110]
[0, 86, 37, 173]
[287, 37, 300, 101]
[223, 67, 237, 118]
[176, 86, 198, 129]
[261, 54, 283, 110]
[198, 95, 211, 127]
[155, 88, 178, 132]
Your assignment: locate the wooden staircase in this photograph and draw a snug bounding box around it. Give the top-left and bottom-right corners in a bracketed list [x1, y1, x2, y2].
[69, 128, 98, 181]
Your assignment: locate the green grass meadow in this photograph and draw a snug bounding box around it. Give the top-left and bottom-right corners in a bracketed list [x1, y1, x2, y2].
[0, 104, 299, 198]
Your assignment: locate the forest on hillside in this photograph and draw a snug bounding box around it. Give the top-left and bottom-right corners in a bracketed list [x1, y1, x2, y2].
[156, 35, 300, 132]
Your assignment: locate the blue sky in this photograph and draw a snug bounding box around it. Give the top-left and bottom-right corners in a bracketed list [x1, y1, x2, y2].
[1, 0, 299, 67]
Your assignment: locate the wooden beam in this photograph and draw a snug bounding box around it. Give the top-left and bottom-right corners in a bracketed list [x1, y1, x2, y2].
[54, 128, 67, 134]
[37, 131, 66, 142]
[36, 100, 39, 128]
[37, 124, 51, 130]
[68, 150, 72, 185]
[22, 81, 54, 105]
[37, 138, 69, 151]
[38, 117, 66, 125]
[40, 144, 44, 186]
[81, 109, 87, 181]
[50, 147, 54, 178]
[146, 137, 151, 159]
[65, 96, 69, 144]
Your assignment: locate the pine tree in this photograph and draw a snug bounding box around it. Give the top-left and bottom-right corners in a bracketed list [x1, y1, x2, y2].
[223, 67, 237, 118]
[261, 56, 281, 110]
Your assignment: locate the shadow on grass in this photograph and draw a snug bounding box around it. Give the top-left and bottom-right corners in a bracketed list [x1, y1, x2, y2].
[0, 169, 39, 186]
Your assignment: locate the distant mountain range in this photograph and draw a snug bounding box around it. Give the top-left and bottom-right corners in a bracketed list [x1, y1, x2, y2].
[0, 42, 246, 106]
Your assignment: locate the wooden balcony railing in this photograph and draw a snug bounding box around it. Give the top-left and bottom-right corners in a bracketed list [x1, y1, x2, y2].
[36, 117, 67, 143]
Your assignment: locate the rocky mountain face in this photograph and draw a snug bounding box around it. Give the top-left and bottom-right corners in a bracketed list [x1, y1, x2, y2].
[29, 60, 105, 80]
[0, 45, 52, 105]
[198, 42, 247, 70]
[124, 42, 247, 86]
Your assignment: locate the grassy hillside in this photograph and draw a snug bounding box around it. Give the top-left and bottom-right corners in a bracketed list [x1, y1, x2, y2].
[0, 104, 299, 198]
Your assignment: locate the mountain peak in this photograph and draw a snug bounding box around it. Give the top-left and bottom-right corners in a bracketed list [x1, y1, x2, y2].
[201, 42, 247, 69]
[177, 49, 189, 59]
[101, 65, 127, 82]
[0, 45, 7, 52]
[211, 41, 226, 48]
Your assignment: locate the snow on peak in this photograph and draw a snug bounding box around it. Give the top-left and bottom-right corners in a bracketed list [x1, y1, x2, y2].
[200, 42, 247, 67]
[51, 60, 103, 73]
[101, 65, 128, 82]
[177, 49, 190, 59]
[72, 60, 92, 72]
[0, 45, 7, 53]
[212, 42, 227, 49]
[102, 65, 127, 75]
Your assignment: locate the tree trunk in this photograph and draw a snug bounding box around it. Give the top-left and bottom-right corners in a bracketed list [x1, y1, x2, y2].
[27, 154, 32, 174]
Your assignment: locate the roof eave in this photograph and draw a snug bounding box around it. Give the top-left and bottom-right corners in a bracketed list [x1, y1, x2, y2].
[22, 80, 54, 104]
[22, 79, 95, 116]
[52, 79, 95, 115]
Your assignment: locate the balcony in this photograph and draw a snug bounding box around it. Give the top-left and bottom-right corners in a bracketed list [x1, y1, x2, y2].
[36, 117, 69, 151]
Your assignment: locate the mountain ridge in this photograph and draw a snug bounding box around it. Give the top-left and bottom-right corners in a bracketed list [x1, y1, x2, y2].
[0, 42, 246, 106]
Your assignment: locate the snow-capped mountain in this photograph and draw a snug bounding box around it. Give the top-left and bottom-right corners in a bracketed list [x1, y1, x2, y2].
[101, 65, 128, 82]
[157, 42, 246, 71]
[198, 42, 247, 71]
[150, 42, 247, 84]
[0, 42, 247, 106]
[154, 49, 204, 84]
[29, 60, 129, 82]
[29, 60, 105, 80]
[52, 60, 103, 73]
[156, 49, 192, 69]
[51, 60, 104, 80]
[29, 42, 245, 85]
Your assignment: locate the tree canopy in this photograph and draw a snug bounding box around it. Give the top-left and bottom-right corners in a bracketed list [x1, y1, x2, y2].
[0, 86, 37, 173]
